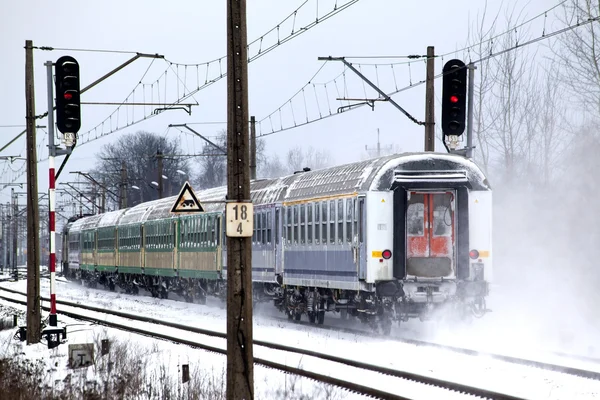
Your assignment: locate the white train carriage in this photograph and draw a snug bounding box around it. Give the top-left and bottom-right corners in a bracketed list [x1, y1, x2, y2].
[271, 152, 492, 329]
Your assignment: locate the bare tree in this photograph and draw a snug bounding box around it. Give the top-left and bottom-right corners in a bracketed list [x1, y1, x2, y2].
[465, 0, 502, 173]
[286, 146, 333, 173]
[554, 0, 600, 116]
[92, 131, 191, 209]
[260, 154, 287, 179]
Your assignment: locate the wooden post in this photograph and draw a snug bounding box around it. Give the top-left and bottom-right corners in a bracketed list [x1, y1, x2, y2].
[25, 39, 41, 344]
[424, 46, 435, 152]
[226, 0, 254, 398]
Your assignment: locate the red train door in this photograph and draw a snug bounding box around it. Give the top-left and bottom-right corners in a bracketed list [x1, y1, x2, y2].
[406, 191, 455, 278]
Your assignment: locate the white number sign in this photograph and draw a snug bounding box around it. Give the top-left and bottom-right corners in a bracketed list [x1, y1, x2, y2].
[226, 202, 253, 238]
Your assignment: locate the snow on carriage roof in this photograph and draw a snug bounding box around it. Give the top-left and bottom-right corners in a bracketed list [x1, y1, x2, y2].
[68, 153, 489, 229]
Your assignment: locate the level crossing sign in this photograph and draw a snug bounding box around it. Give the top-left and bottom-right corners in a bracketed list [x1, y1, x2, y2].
[170, 181, 204, 213]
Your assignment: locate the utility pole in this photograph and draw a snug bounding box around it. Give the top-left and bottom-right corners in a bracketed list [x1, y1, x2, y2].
[157, 149, 163, 199]
[250, 116, 257, 180]
[226, 0, 254, 398]
[424, 46, 435, 152]
[25, 39, 41, 344]
[365, 128, 393, 158]
[119, 161, 127, 209]
[12, 192, 18, 281]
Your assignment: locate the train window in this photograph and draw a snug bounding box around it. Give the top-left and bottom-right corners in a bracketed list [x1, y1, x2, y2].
[307, 204, 312, 244]
[346, 198, 353, 243]
[433, 193, 453, 237]
[338, 199, 344, 244]
[258, 211, 262, 245]
[321, 202, 327, 244]
[300, 204, 305, 245]
[286, 207, 292, 245]
[216, 217, 221, 246]
[407, 193, 425, 236]
[263, 212, 268, 245]
[203, 217, 208, 247]
[267, 211, 272, 244]
[293, 205, 298, 245]
[211, 216, 216, 246]
[358, 198, 364, 243]
[314, 203, 320, 244]
[329, 201, 335, 244]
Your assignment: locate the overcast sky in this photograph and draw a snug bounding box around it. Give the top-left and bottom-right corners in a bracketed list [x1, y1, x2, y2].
[0, 0, 555, 205]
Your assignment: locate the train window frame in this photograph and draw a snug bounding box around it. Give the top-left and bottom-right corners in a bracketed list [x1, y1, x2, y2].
[329, 200, 335, 244]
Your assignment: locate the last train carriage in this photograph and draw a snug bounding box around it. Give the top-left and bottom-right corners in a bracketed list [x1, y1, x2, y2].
[62, 153, 492, 332]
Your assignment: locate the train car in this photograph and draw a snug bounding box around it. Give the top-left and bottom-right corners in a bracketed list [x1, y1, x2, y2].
[62, 152, 491, 332]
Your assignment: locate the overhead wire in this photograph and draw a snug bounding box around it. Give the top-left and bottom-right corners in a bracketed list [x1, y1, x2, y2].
[257, 12, 600, 138]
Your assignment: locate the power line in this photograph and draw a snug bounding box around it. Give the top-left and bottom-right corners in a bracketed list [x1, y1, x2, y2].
[257, 12, 600, 139]
[344, 0, 568, 67]
[35, 46, 139, 55]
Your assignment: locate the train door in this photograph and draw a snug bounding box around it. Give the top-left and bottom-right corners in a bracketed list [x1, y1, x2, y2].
[274, 207, 283, 277]
[355, 197, 366, 280]
[406, 191, 455, 278]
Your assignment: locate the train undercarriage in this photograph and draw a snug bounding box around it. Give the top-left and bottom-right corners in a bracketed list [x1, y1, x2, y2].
[64, 267, 487, 335]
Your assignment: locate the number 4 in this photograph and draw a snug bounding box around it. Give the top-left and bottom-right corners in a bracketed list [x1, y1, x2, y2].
[237, 222, 243, 234]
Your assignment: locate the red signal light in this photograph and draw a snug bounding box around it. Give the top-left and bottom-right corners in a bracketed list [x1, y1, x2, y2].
[450, 95, 459, 103]
[469, 249, 479, 259]
[382, 249, 392, 259]
[64, 93, 73, 100]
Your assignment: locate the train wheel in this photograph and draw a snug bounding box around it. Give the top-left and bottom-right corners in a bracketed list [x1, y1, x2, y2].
[294, 312, 301, 321]
[308, 312, 316, 324]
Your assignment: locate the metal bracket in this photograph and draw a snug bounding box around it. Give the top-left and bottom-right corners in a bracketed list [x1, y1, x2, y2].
[153, 105, 192, 116]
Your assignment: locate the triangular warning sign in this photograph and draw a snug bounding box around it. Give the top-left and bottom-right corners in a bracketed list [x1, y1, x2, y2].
[171, 181, 204, 213]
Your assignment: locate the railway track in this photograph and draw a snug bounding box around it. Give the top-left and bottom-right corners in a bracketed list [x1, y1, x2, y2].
[4, 277, 600, 371]
[0, 286, 527, 400]
[266, 315, 600, 379]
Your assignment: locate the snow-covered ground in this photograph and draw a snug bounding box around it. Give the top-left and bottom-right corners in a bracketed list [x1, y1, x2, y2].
[1, 272, 600, 399]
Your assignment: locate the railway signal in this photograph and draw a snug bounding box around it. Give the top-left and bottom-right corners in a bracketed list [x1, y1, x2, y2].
[441, 59, 467, 137]
[54, 55, 81, 135]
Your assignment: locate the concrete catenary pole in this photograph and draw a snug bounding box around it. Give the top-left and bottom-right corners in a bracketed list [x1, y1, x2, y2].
[424, 46, 435, 152]
[25, 39, 41, 343]
[226, 0, 254, 398]
[250, 116, 256, 180]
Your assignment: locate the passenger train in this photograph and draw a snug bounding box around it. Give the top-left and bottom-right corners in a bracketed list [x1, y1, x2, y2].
[61, 153, 492, 333]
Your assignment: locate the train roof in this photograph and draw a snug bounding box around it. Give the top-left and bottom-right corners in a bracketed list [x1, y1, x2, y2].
[69, 152, 489, 230]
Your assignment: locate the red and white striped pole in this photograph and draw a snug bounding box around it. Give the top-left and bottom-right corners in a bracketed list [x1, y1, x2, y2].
[46, 60, 58, 327]
[49, 154, 57, 326]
